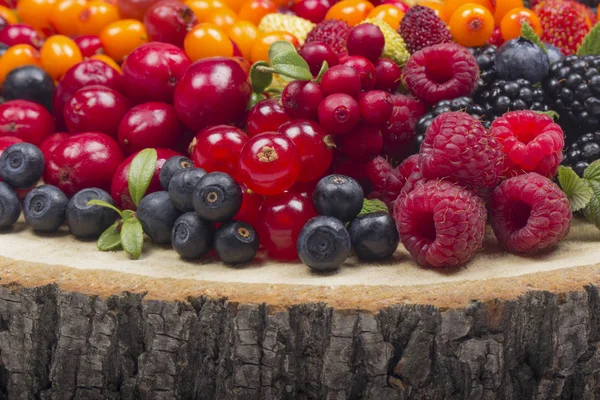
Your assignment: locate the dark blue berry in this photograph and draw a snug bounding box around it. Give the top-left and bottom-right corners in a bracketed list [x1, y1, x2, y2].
[137, 191, 181, 244]
[168, 168, 207, 211]
[297, 216, 351, 272]
[495, 38, 549, 84]
[348, 212, 399, 261]
[66, 188, 118, 239]
[23, 185, 68, 233]
[214, 221, 259, 265]
[313, 174, 363, 222]
[0, 182, 20, 230]
[192, 172, 241, 222]
[3, 66, 55, 111]
[0, 143, 45, 189]
[171, 212, 214, 259]
[159, 156, 194, 190]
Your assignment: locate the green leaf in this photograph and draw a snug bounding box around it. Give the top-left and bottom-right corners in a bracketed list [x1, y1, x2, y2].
[357, 198, 389, 217]
[128, 148, 158, 207]
[584, 159, 600, 182]
[87, 199, 122, 217]
[577, 23, 600, 56]
[268, 40, 297, 64]
[121, 217, 144, 260]
[535, 110, 560, 120]
[315, 60, 328, 82]
[583, 180, 600, 228]
[250, 61, 273, 94]
[521, 21, 547, 54]
[557, 165, 593, 212]
[97, 222, 122, 251]
[122, 209, 136, 220]
[271, 51, 313, 81]
[247, 92, 266, 111]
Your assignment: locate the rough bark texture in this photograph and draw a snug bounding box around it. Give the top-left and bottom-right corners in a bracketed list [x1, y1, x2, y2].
[0, 283, 600, 400]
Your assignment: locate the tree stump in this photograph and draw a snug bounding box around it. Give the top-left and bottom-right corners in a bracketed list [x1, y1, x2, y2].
[1, 219, 600, 399]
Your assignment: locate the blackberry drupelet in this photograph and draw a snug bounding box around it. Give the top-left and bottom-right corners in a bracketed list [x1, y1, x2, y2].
[475, 79, 549, 120]
[470, 45, 497, 89]
[563, 132, 600, 176]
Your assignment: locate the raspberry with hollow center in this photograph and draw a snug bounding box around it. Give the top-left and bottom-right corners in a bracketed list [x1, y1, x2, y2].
[490, 172, 572, 254]
[394, 180, 487, 268]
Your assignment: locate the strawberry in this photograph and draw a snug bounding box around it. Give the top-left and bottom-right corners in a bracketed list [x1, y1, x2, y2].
[534, 0, 591, 55]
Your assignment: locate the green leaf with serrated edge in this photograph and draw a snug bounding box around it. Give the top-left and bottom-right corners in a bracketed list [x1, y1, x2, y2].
[121, 217, 144, 259]
[535, 110, 560, 120]
[268, 40, 297, 64]
[557, 166, 593, 212]
[87, 199, 122, 217]
[122, 209, 135, 220]
[521, 21, 547, 54]
[583, 180, 600, 228]
[128, 148, 157, 207]
[315, 60, 328, 82]
[97, 222, 122, 251]
[271, 51, 312, 81]
[577, 23, 600, 56]
[584, 159, 600, 182]
[250, 61, 272, 94]
[357, 198, 388, 217]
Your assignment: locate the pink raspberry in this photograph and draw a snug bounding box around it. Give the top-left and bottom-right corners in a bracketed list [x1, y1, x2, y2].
[381, 95, 425, 163]
[365, 156, 404, 210]
[490, 173, 572, 254]
[397, 154, 419, 182]
[402, 43, 479, 106]
[394, 180, 487, 268]
[419, 112, 504, 191]
[489, 111, 564, 179]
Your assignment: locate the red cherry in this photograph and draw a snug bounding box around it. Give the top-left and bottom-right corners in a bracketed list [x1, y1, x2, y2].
[374, 58, 402, 92]
[110, 148, 181, 210]
[246, 98, 291, 137]
[118, 102, 184, 154]
[189, 124, 248, 177]
[44, 132, 125, 197]
[281, 80, 323, 120]
[39, 132, 70, 162]
[320, 65, 361, 97]
[122, 42, 192, 104]
[174, 57, 252, 132]
[144, 0, 197, 48]
[0, 136, 23, 183]
[339, 55, 377, 91]
[0, 100, 55, 145]
[256, 191, 317, 260]
[278, 119, 334, 182]
[298, 41, 338, 76]
[293, 0, 331, 23]
[117, 0, 160, 20]
[63, 85, 131, 137]
[74, 35, 104, 57]
[232, 182, 263, 227]
[0, 24, 44, 48]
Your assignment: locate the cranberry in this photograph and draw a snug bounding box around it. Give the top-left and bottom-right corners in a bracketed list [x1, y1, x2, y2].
[382, 0, 410, 12]
[0, 136, 23, 182]
[233, 183, 263, 227]
[74, 35, 104, 57]
[281, 80, 323, 120]
[358, 90, 393, 125]
[232, 56, 252, 75]
[293, 0, 331, 23]
[320, 65, 361, 97]
[144, 0, 197, 48]
[0, 100, 55, 145]
[122, 42, 191, 104]
[318, 93, 360, 135]
[190, 125, 248, 177]
[246, 98, 291, 137]
[340, 55, 377, 91]
[238, 132, 301, 196]
[0, 24, 44, 48]
[346, 23, 385, 63]
[63, 85, 131, 137]
[278, 119, 334, 182]
[44, 132, 125, 197]
[174, 57, 251, 132]
[299, 42, 338, 76]
[39, 132, 69, 162]
[111, 148, 181, 210]
[341, 124, 383, 162]
[117, 0, 160, 20]
[256, 191, 317, 260]
[374, 58, 402, 92]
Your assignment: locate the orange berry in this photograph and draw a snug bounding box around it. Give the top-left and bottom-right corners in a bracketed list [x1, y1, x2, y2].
[493, 0, 523, 25]
[49, 0, 87, 36]
[204, 6, 237, 27]
[0, 44, 41, 84]
[77, 1, 121, 36]
[184, 23, 234, 61]
[367, 4, 404, 30]
[250, 30, 298, 63]
[40, 34, 82, 79]
[221, 0, 245, 12]
[325, 0, 374, 27]
[500, 7, 542, 41]
[238, 0, 277, 25]
[91, 53, 122, 73]
[226, 20, 259, 60]
[440, 0, 493, 22]
[449, 3, 494, 47]
[99, 19, 148, 62]
[185, 0, 228, 20]
[417, 0, 442, 16]
[0, 6, 18, 25]
[16, 0, 57, 32]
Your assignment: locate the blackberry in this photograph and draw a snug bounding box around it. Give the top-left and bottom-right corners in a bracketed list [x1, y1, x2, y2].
[475, 79, 549, 119]
[562, 132, 600, 176]
[470, 45, 497, 88]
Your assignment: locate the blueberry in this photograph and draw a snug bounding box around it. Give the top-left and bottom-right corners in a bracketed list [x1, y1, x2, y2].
[66, 188, 118, 239]
[168, 168, 207, 212]
[23, 185, 68, 233]
[297, 216, 351, 272]
[545, 43, 564, 65]
[0, 143, 45, 189]
[137, 191, 181, 244]
[192, 172, 241, 222]
[0, 182, 21, 229]
[171, 212, 214, 259]
[159, 156, 194, 190]
[313, 174, 363, 222]
[495, 38, 550, 84]
[348, 212, 399, 261]
[214, 221, 259, 264]
[3, 65, 55, 111]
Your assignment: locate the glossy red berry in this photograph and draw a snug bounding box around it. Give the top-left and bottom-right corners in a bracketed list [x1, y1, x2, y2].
[340, 55, 377, 91]
[0, 24, 44, 48]
[238, 132, 301, 196]
[74, 35, 104, 57]
[0, 100, 55, 145]
[39, 132, 69, 161]
[374, 58, 402, 92]
[281, 80, 323, 120]
[246, 98, 291, 137]
[299, 41, 338, 76]
[294, 0, 331, 22]
[190, 125, 248, 177]
[320, 65, 361, 97]
[117, 0, 160, 20]
[233, 182, 263, 227]
[318, 93, 360, 135]
[346, 23, 385, 62]
[341, 123, 383, 161]
[358, 90, 393, 125]
[144, 0, 197, 48]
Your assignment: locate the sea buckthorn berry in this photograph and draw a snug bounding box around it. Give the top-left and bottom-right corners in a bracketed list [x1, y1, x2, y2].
[40, 35, 83, 80]
[91, 54, 122, 73]
[440, 0, 493, 22]
[238, 0, 277, 25]
[0, 6, 18, 25]
[78, 1, 121, 36]
[0, 44, 41, 85]
[226, 20, 259, 60]
[50, 0, 87, 36]
[100, 19, 149, 62]
[222, 0, 246, 12]
[204, 6, 237, 28]
[250, 31, 299, 63]
[493, 0, 523, 25]
[500, 7, 542, 41]
[366, 4, 404, 30]
[418, 0, 442, 16]
[184, 23, 234, 61]
[324, 0, 374, 27]
[16, 0, 57, 33]
[449, 3, 494, 47]
[185, 0, 227, 20]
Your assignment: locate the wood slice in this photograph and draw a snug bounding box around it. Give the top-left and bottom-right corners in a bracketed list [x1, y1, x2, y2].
[0, 219, 600, 399]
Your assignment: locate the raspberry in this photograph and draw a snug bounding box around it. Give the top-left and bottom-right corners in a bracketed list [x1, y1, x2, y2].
[394, 180, 487, 268]
[365, 156, 404, 210]
[402, 43, 479, 106]
[419, 112, 503, 192]
[397, 154, 419, 182]
[381, 95, 425, 163]
[489, 110, 564, 178]
[399, 6, 452, 54]
[304, 19, 351, 56]
[490, 173, 572, 254]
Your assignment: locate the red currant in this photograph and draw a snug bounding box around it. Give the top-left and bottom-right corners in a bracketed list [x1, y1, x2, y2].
[339, 55, 376, 91]
[281, 80, 323, 120]
[190, 124, 248, 177]
[320, 65, 361, 97]
[374, 57, 401, 92]
[246, 98, 291, 137]
[232, 182, 263, 227]
[298, 41, 338, 76]
[341, 123, 383, 161]
[317, 93, 360, 135]
[74, 35, 104, 57]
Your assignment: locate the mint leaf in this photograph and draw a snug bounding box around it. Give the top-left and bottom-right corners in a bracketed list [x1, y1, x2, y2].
[98, 222, 122, 251]
[271, 51, 313, 81]
[315, 60, 328, 82]
[121, 217, 144, 259]
[535, 110, 560, 120]
[357, 198, 388, 217]
[521, 21, 547, 54]
[87, 199, 122, 217]
[128, 148, 157, 207]
[268, 40, 297, 64]
[583, 159, 600, 182]
[557, 165, 593, 211]
[577, 23, 600, 56]
[250, 61, 273, 94]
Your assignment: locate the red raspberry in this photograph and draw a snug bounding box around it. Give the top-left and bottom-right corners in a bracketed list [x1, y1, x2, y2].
[365, 156, 404, 210]
[402, 43, 479, 106]
[397, 167, 425, 199]
[489, 111, 564, 179]
[394, 180, 487, 268]
[397, 154, 419, 182]
[419, 112, 504, 191]
[399, 6, 452, 54]
[381, 95, 425, 163]
[490, 173, 572, 254]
